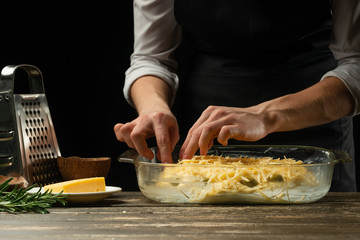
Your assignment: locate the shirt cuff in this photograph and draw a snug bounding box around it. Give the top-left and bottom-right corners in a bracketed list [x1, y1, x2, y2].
[321, 59, 360, 116]
[124, 62, 179, 108]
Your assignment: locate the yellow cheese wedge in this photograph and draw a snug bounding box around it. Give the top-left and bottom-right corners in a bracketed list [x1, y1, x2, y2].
[43, 177, 106, 193]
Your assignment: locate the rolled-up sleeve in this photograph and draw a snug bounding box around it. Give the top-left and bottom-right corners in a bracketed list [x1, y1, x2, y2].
[321, 0, 360, 115]
[124, 0, 181, 107]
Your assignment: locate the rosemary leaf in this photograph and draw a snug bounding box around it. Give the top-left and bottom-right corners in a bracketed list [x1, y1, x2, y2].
[0, 178, 68, 214]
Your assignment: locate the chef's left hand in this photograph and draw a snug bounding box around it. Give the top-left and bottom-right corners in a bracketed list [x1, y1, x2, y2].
[179, 105, 270, 159]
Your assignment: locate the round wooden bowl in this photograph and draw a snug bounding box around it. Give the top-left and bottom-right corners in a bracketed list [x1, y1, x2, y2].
[57, 156, 111, 181]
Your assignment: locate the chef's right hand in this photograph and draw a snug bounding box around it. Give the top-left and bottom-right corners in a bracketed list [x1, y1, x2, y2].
[114, 110, 179, 163]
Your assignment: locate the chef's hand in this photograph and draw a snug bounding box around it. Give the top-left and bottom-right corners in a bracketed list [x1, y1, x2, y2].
[179, 105, 270, 159]
[114, 110, 179, 163]
[114, 75, 180, 163]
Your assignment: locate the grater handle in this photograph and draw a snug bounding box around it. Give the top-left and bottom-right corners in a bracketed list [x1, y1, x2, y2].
[0, 64, 45, 94]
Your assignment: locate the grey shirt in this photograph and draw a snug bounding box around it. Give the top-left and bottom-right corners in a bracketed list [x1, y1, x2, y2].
[124, 0, 360, 115]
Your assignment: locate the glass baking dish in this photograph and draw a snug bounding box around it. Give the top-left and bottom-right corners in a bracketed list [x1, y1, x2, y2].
[118, 145, 351, 204]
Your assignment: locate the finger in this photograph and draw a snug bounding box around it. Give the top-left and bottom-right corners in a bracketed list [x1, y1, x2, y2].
[130, 126, 154, 160]
[126, 120, 154, 159]
[199, 138, 214, 156]
[198, 122, 221, 155]
[153, 124, 173, 163]
[169, 125, 180, 152]
[208, 139, 214, 150]
[114, 123, 124, 141]
[179, 124, 205, 159]
[167, 124, 180, 163]
[217, 125, 241, 145]
[119, 122, 136, 148]
[180, 119, 205, 158]
[179, 128, 193, 159]
[180, 135, 200, 160]
[180, 106, 220, 158]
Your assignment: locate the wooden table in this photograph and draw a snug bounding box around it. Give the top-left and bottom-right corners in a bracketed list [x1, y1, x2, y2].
[1, 192, 360, 240]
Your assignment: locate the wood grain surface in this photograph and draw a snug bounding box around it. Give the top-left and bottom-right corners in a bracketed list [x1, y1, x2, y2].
[1, 192, 359, 240]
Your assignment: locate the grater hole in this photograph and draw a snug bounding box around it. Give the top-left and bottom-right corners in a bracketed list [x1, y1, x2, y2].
[31, 157, 62, 185]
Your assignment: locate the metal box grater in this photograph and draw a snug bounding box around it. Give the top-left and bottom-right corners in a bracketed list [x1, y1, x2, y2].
[0, 64, 62, 186]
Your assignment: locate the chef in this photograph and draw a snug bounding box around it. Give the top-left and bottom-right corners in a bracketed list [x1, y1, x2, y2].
[114, 0, 360, 192]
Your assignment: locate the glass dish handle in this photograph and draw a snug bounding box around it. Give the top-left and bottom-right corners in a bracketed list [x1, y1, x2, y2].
[332, 150, 352, 163]
[117, 149, 137, 164]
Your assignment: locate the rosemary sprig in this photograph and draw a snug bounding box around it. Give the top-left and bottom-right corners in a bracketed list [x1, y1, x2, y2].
[0, 178, 68, 214]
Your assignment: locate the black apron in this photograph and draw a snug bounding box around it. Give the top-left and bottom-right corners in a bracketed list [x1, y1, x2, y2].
[173, 0, 356, 191]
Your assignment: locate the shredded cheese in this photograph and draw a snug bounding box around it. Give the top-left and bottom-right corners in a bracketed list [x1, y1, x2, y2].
[158, 155, 316, 202]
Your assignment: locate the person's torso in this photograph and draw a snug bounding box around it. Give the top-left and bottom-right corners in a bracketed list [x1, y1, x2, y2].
[173, 0, 356, 191]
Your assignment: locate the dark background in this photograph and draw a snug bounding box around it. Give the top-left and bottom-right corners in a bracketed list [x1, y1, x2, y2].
[1, 1, 359, 191]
